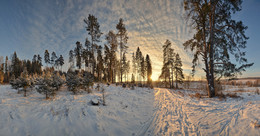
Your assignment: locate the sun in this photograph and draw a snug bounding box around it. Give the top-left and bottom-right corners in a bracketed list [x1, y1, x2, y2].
[151, 73, 160, 81]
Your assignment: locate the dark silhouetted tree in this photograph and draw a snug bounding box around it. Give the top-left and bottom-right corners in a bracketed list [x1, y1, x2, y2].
[44, 50, 50, 67]
[145, 54, 152, 85]
[116, 18, 128, 83]
[173, 53, 184, 89]
[84, 14, 102, 74]
[74, 41, 82, 69]
[184, 0, 253, 97]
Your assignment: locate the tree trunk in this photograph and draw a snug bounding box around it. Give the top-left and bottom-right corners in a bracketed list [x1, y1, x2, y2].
[208, 4, 216, 98]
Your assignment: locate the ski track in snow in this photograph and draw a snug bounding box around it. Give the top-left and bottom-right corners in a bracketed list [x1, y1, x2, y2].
[138, 88, 260, 136]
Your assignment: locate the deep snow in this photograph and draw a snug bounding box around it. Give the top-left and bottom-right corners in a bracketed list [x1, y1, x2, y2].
[0, 84, 260, 136]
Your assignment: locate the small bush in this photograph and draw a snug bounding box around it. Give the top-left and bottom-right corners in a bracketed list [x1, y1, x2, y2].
[189, 92, 202, 99]
[226, 93, 240, 98]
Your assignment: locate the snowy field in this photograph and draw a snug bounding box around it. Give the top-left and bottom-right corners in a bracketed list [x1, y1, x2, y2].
[0, 84, 260, 136]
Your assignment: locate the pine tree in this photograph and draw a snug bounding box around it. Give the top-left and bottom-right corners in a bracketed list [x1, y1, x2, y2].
[82, 38, 91, 70]
[84, 14, 102, 74]
[105, 31, 118, 83]
[37, 55, 42, 66]
[44, 50, 50, 67]
[4, 56, 9, 83]
[58, 55, 64, 71]
[116, 18, 128, 83]
[50, 52, 57, 67]
[183, 0, 253, 97]
[69, 50, 74, 69]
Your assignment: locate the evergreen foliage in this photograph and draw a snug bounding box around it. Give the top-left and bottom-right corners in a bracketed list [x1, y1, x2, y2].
[173, 53, 184, 89]
[44, 50, 50, 67]
[184, 0, 253, 97]
[84, 14, 102, 75]
[116, 18, 128, 83]
[66, 70, 82, 94]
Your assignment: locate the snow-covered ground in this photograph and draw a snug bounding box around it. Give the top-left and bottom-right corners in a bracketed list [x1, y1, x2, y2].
[0, 84, 260, 136]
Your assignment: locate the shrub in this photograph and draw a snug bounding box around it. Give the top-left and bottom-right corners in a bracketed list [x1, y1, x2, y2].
[81, 72, 94, 93]
[10, 69, 32, 97]
[66, 71, 81, 94]
[36, 72, 64, 99]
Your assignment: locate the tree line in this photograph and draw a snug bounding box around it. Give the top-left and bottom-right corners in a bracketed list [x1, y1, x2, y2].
[68, 14, 152, 85]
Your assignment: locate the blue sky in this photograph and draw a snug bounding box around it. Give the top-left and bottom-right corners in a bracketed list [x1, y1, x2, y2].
[0, 0, 259, 79]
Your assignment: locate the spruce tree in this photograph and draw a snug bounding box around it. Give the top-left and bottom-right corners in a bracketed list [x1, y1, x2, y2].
[145, 54, 152, 85]
[174, 53, 184, 89]
[135, 47, 143, 82]
[160, 40, 172, 87]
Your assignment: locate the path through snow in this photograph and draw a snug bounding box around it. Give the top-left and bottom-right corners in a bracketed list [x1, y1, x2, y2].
[139, 88, 260, 136]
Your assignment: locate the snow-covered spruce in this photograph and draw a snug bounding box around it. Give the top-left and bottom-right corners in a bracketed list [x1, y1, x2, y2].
[36, 71, 64, 99]
[66, 71, 81, 94]
[66, 70, 94, 94]
[10, 69, 33, 97]
[81, 71, 94, 93]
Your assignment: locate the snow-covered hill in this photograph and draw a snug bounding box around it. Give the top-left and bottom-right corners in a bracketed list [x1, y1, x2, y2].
[0, 85, 259, 136]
